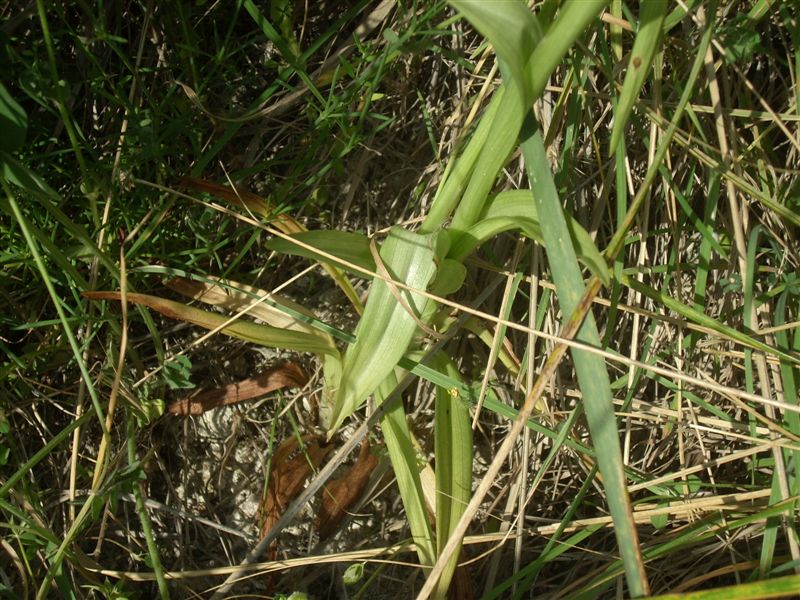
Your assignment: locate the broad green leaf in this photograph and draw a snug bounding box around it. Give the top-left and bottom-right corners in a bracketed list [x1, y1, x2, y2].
[375, 372, 436, 566]
[521, 0, 609, 109]
[451, 190, 610, 285]
[447, 78, 526, 239]
[265, 230, 375, 275]
[428, 259, 467, 296]
[609, 0, 669, 155]
[449, 1, 541, 103]
[84, 291, 339, 356]
[327, 227, 439, 434]
[431, 353, 472, 599]
[443, 0, 608, 242]
[0, 83, 27, 153]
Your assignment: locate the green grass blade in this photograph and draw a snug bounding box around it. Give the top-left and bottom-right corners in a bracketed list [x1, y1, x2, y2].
[4, 187, 108, 437]
[452, 189, 610, 284]
[623, 275, 800, 366]
[265, 229, 375, 274]
[520, 121, 649, 596]
[609, 0, 669, 155]
[646, 574, 800, 600]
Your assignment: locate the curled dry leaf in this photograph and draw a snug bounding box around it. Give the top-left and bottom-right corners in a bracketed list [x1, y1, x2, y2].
[317, 438, 378, 539]
[179, 176, 304, 234]
[168, 362, 308, 416]
[259, 435, 332, 558]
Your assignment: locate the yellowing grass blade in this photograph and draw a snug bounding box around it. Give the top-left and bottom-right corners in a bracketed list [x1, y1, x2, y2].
[165, 276, 333, 339]
[327, 227, 439, 434]
[179, 176, 363, 312]
[84, 291, 339, 357]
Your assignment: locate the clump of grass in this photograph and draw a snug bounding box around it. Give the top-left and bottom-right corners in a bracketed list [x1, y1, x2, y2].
[2, 1, 800, 599]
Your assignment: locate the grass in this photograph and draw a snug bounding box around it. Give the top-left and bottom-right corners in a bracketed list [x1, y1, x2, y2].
[2, 1, 800, 598]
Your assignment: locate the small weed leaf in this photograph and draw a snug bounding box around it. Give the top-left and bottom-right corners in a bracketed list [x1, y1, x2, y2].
[162, 355, 195, 390]
[342, 562, 365, 585]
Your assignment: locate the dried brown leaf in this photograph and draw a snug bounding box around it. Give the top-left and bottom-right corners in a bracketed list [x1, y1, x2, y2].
[168, 362, 308, 416]
[260, 435, 332, 558]
[316, 438, 378, 539]
[179, 176, 304, 234]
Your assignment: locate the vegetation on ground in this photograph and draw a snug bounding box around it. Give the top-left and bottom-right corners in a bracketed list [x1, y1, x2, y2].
[2, 1, 800, 598]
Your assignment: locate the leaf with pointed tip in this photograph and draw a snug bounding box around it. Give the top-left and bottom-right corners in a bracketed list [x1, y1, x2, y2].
[180, 177, 363, 312]
[165, 276, 331, 340]
[327, 227, 439, 434]
[265, 230, 375, 275]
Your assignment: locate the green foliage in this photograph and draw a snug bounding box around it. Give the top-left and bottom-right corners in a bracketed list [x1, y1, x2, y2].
[0, 82, 27, 153]
[162, 354, 195, 390]
[3, 1, 800, 598]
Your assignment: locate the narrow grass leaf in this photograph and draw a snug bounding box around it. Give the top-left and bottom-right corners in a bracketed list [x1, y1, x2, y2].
[431, 353, 472, 598]
[0, 83, 27, 152]
[609, 0, 669, 155]
[623, 275, 800, 366]
[520, 121, 649, 596]
[376, 373, 436, 566]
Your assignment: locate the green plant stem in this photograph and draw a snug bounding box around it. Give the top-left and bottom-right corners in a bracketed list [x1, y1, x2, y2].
[127, 411, 170, 598]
